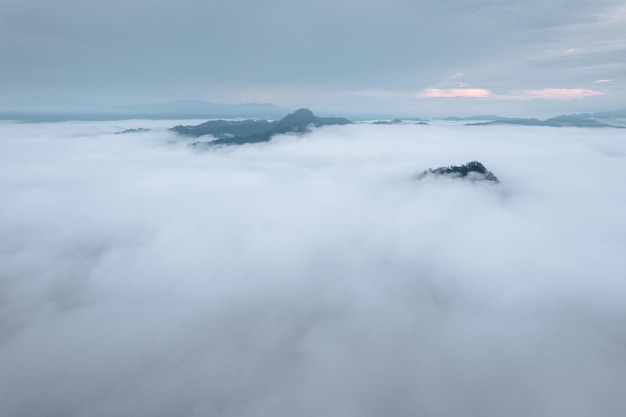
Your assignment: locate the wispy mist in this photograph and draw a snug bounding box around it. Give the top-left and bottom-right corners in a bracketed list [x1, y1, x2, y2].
[1, 121, 625, 416]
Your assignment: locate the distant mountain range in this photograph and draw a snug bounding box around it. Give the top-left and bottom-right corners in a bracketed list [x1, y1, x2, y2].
[110, 100, 288, 118]
[0, 100, 290, 121]
[171, 108, 352, 145]
[372, 119, 429, 125]
[2, 100, 625, 127]
[454, 110, 626, 128]
[170, 107, 626, 147]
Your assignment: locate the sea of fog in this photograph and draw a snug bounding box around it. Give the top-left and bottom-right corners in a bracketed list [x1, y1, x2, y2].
[1, 120, 625, 417]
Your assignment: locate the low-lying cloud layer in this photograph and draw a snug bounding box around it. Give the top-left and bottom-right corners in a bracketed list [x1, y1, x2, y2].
[1, 120, 625, 417]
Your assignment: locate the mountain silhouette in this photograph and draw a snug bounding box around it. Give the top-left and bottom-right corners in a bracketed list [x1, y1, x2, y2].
[171, 108, 352, 145]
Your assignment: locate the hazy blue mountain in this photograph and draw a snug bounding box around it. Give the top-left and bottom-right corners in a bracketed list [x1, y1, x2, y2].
[373, 119, 429, 125]
[0, 111, 144, 122]
[584, 109, 626, 119]
[172, 108, 353, 145]
[418, 161, 499, 183]
[543, 114, 618, 127]
[115, 127, 151, 134]
[373, 119, 404, 125]
[439, 110, 626, 127]
[465, 112, 626, 128]
[111, 100, 288, 118]
[465, 115, 512, 121]
[0, 100, 289, 122]
[466, 118, 544, 126]
[443, 115, 506, 121]
[403, 117, 430, 122]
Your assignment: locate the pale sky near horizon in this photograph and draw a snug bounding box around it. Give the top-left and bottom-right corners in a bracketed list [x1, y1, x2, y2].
[1, 0, 625, 116]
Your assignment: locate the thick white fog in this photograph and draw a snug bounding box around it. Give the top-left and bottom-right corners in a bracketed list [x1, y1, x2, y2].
[1, 120, 625, 417]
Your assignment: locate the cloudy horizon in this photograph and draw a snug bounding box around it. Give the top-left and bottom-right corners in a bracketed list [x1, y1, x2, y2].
[1, 0, 625, 116]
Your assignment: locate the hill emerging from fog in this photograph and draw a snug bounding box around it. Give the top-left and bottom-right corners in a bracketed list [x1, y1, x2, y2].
[171, 108, 353, 145]
[418, 161, 500, 183]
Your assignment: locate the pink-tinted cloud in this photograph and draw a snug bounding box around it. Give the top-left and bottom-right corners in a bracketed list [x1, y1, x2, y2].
[505, 88, 603, 100]
[417, 87, 603, 101]
[417, 88, 492, 98]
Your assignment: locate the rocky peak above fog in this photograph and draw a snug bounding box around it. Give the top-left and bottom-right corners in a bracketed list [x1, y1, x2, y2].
[418, 161, 499, 183]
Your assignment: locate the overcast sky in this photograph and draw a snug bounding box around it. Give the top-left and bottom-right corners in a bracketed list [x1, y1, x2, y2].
[1, 0, 625, 115]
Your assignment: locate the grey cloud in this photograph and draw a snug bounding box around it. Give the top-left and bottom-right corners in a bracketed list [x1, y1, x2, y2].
[1, 0, 624, 114]
[1, 120, 626, 416]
